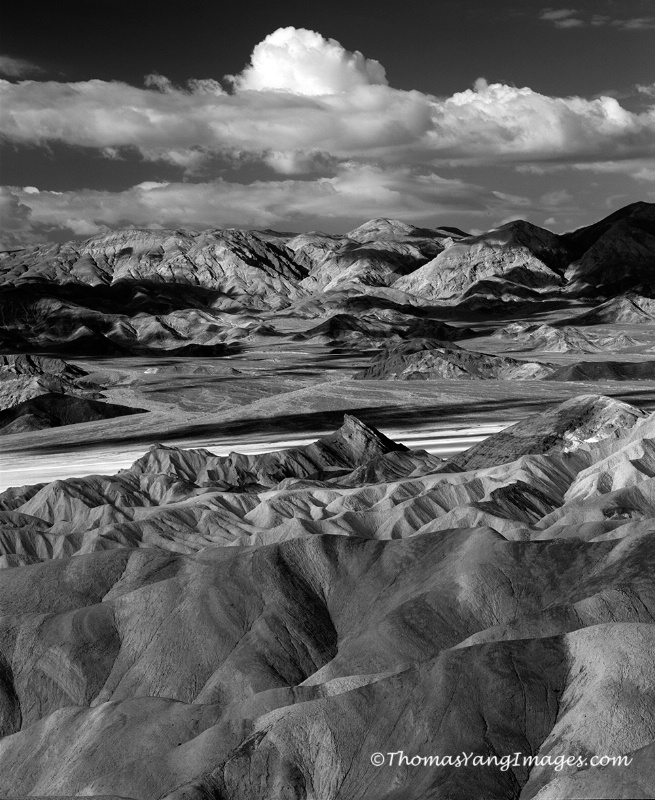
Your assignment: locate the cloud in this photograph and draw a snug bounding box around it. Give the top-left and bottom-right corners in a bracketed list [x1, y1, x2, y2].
[539, 9, 584, 27]
[227, 27, 387, 95]
[1, 28, 654, 176]
[1, 26, 653, 244]
[0, 187, 42, 249]
[617, 17, 655, 30]
[540, 9, 655, 29]
[2, 68, 654, 175]
[540, 8, 579, 21]
[430, 81, 655, 163]
[262, 150, 338, 176]
[0, 54, 42, 79]
[2, 165, 532, 244]
[518, 158, 655, 182]
[539, 189, 573, 207]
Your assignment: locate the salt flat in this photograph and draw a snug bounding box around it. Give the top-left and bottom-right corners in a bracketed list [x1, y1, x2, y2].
[0, 421, 510, 489]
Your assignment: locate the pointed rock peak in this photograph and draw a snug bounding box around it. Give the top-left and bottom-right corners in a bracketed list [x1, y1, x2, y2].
[341, 413, 386, 437]
[321, 414, 408, 463]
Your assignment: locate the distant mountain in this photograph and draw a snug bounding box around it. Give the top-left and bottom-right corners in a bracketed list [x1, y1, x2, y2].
[290, 218, 458, 292]
[567, 292, 655, 324]
[494, 322, 645, 353]
[393, 219, 569, 300]
[563, 202, 655, 294]
[0, 227, 308, 308]
[356, 339, 555, 380]
[0, 393, 146, 434]
[546, 361, 655, 382]
[0, 354, 107, 415]
[2, 203, 655, 356]
[344, 217, 467, 243]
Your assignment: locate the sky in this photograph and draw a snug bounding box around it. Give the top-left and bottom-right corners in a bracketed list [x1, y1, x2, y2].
[1, 0, 654, 247]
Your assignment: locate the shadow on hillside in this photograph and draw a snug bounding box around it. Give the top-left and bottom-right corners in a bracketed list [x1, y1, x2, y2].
[0, 279, 247, 316]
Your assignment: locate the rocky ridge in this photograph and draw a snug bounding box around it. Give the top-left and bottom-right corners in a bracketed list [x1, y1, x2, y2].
[2, 203, 654, 356]
[356, 339, 556, 380]
[0, 397, 654, 797]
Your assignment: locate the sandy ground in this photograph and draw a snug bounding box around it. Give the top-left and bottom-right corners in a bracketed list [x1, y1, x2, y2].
[5, 322, 655, 491]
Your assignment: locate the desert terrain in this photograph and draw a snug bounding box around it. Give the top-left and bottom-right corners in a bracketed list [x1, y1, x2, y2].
[1, 202, 655, 798]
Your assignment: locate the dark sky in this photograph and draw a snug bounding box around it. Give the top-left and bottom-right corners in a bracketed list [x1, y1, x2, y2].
[2, 0, 651, 94]
[1, 0, 654, 243]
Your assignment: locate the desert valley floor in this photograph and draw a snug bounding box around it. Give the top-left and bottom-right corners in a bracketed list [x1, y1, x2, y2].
[1, 203, 655, 798]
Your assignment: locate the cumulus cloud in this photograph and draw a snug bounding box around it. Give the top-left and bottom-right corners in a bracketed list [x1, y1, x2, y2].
[0, 73, 435, 175]
[0, 54, 42, 78]
[2, 69, 654, 174]
[228, 27, 387, 95]
[430, 81, 655, 163]
[1, 28, 654, 176]
[1, 26, 653, 243]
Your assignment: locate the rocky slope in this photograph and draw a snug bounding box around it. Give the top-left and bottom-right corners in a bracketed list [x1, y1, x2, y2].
[569, 292, 655, 325]
[290, 218, 462, 292]
[0, 398, 654, 798]
[546, 361, 655, 382]
[494, 322, 645, 353]
[392, 219, 569, 301]
[356, 339, 555, 380]
[0, 354, 90, 410]
[0, 354, 147, 433]
[452, 394, 646, 471]
[0, 228, 307, 302]
[2, 203, 655, 354]
[0, 393, 147, 435]
[563, 201, 655, 294]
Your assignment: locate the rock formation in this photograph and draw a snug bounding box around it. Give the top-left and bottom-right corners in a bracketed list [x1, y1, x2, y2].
[356, 339, 555, 380]
[494, 322, 645, 353]
[0, 398, 654, 798]
[393, 219, 569, 301]
[563, 201, 655, 294]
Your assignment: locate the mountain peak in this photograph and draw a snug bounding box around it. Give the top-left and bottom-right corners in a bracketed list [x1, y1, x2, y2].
[320, 414, 408, 462]
[346, 218, 445, 243]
